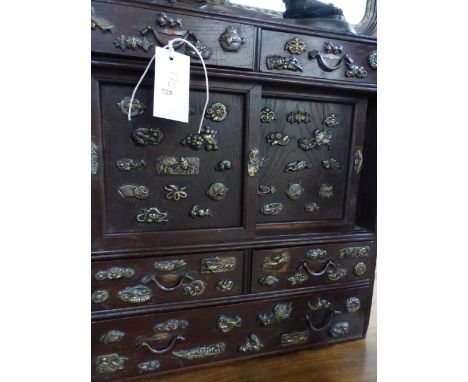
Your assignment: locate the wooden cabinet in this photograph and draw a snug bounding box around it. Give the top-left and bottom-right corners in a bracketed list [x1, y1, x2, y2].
[91, 0, 377, 380]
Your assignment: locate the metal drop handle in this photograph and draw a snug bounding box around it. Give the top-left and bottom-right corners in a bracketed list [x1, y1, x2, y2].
[141, 273, 194, 292]
[137, 334, 186, 354]
[300, 260, 336, 277]
[305, 310, 338, 332]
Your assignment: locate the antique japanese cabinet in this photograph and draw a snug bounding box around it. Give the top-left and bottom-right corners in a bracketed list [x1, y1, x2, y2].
[91, 1, 377, 380]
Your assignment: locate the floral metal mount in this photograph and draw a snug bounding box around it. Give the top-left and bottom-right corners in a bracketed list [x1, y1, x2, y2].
[260, 107, 277, 123]
[298, 129, 333, 151]
[266, 55, 303, 72]
[287, 111, 312, 124]
[132, 128, 163, 146]
[117, 97, 145, 117]
[266, 132, 290, 146]
[323, 113, 340, 128]
[205, 103, 229, 122]
[285, 37, 307, 55]
[258, 303, 292, 325]
[181, 127, 218, 151]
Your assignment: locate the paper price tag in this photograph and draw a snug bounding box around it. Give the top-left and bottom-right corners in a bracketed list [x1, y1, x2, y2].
[153, 46, 190, 123]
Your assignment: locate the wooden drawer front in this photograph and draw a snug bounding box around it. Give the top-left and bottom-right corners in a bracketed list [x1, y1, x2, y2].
[91, 1, 256, 70]
[91, 251, 244, 311]
[260, 30, 376, 84]
[251, 242, 373, 293]
[256, 96, 354, 225]
[92, 286, 369, 380]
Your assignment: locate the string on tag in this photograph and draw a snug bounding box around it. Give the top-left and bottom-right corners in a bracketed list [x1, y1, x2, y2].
[128, 38, 209, 134]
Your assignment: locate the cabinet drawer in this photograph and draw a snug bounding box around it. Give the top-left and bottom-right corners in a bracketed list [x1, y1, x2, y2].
[251, 242, 374, 293]
[260, 30, 376, 85]
[92, 286, 370, 380]
[92, 251, 244, 311]
[91, 1, 256, 70]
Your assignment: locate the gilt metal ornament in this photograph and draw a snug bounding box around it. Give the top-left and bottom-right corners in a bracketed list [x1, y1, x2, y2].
[216, 280, 234, 292]
[99, 330, 125, 344]
[118, 285, 152, 303]
[339, 246, 370, 259]
[261, 202, 284, 215]
[206, 182, 229, 201]
[258, 303, 292, 325]
[181, 126, 218, 151]
[173, 342, 226, 360]
[323, 113, 340, 128]
[324, 42, 343, 54]
[327, 267, 347, 281]
[258, 185, 277, 196]
[201, 256, 236, 273]
[308, 297, 331, 311]
[353, 262, 367, 276]
[287, 111, 312, 124]
[91, 7, 114, 32]
[319, 184, 334, 198]
[259, 275, 279, 286]
[286, 182, 304, 200]
[217, 315, 242, 333]
[156, 156, 199, 175]
[354, 149, 363, 174]
[183, 279, 207, 296]
[307, 249, 327, 260]
[215, 160, 232, 171]
[280, 330, 309, 347]
[239, 334, 264, 353]
[298, 129, 333, 151]
[219, 25, 246, 52]
[285, 37, 306, 55]
[92, 290, 109, 303]
[185, 37, 213, 59]
[91, 141, 99, 175]
[205, 103, 229, 122]
[260, 107, 277, 123]
[132, 128, 163, 146]
[136, 207, 169, 223]
[284, 160, 312, 172]
[247, 148, 269, 176]
[368, 50, 377, 70]
[114, 34, 153, 52]
[157, 12, 182, 28]
[137, 360, 160, 372]
[96, 353, 128, 374]
[304, 202, 319, 213]
[322, 158, 340, 170]
[117, 185, 149, 200]
[117, 97, 145, 117]
[154, 259, 187, 272]
[287, 272, 309, 286]
[262, 252, 289, 270]
[345, 297, 361, 313]
[164, 185, 188, 201]
[266, 55, 303, 72]
[345, 56, 367, 78]
[154, 319, 189, 333]
[266, 132, 290, 146]
[95, 267, 135, 281]
[329, 321, 350, 338]
[116, 158, 145, 171]
[190, 205, 212, 218]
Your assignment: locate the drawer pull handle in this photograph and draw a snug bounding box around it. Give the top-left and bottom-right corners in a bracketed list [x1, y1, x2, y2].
[300, 260, 336, 277]
[305, 309, 340, 332]
[141, 273, 192, 292]
[137, 334, 186, 354]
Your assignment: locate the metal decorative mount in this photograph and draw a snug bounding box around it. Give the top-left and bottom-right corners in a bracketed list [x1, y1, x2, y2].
[164, 184, 188, 201]
[260, 107, 277, 123]
[307, 249, 328, 260]
[118, 285, 152, 304]
[345, 297, 361, 313]
[322, 158, 341, 170]
[285, 37, 306, 55]
[263, 253, 289, 270]
[258, 185, 277, 196]
[137, 334, 186, 355]
[95, 267, 135, 281]
[354, 149, 363, 174]
[181, 126, 218, 151]
[261, 202, 284, 216]
[329, 321, 350, 338]
[91, 141, 99, 175]
[266, 55, 303, 72]
[190, 205, 212, 218]
[353, 262, 367, 276]
[247, 148, 269, 176]
[219, 25, 246, 52]
[308, 297, 331, 311]
[117, 185, 149, 200]
[216, 280, 234, 292]
[300, 259, 346, 281]
[324, 113, 340, 128]
[96, 353, 128, 374]
[132, 128, 163, 146]
[117, 97, 145, 117]
[217, 315, 242, 333]
[173, 342, 226, 360]
[324, 42, 343, 54]
[205, 103, 229, 122]
[259, 275, 279, 286]
[91, 7, 114, 32]
[116, 158, 145, 171]
[287, 111, 312, 124]
[185, 37, 213, 59]
[100, 330, 125, 344]
[298, 129, 333, 151]
[154, 259, 187, 272]
[258, 303, 292, 326]
[287, 272, 309, 286]
[215, 160, 232, 171]
[286, 182, 304, 200]
[239, 334, 264, 353]
[327, 267, 348, 281]
[339, 246, 370, 259]
[304, 202, 319, 213]
[206, 182, 229, 201]
[140, 12, 188, 49]
[183, 279, 207, 296]
[319, 184, 334, 198]
[344, 55, 368, 78]
[368, 50, 377, 70]
[154, 319, 189, 333]
[92, 290, 109, 303]
[136, 207, 169, 223]
[157, 12, 182, 28]
[114, 34, 153, 52]
[156, 156, 199, 175]
[201, 256, 236, 273]
[140, 273, 206, 297]
[266, 132, 290, 146]
[284, 160, 313, 172]
[281, 331, 309, 347]
[137, 360, 160, 373]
